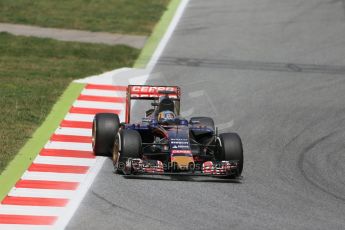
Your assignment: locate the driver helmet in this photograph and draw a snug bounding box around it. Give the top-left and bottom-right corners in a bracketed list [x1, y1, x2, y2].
[158, 110, 175, 121]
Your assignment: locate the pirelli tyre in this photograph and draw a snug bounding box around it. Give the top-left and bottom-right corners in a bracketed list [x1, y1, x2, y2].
[92, 113, 120, 157]
[115, 129, 142, 174]
[215, 133, 243, 175]
[190, 117, 215, 145]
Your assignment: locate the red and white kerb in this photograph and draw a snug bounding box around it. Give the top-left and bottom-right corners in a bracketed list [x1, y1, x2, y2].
[0, 84, 126, 229]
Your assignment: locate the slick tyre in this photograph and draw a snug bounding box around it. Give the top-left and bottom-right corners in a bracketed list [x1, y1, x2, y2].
[116, 130, 142, 173]
[92, 113, 120, 157]
[216, 133, 243, 175]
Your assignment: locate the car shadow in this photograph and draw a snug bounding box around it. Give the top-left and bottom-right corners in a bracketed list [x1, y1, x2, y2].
[123, 175, 242, 184]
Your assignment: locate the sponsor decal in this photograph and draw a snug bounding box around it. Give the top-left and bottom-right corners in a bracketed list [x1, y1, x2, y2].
[170, 138, 189, 141]
[171, 150, 192, 154]
[171, 141, 189, 144]
[171, 144, 189, 149]
[130, 86, 178, 98]
[131, 86, 177, 93]
[131, 94, 178, 98]
[170, 139, 190, 149]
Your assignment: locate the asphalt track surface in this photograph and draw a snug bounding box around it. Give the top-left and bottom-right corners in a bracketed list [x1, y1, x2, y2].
[67, 0, 345, 229]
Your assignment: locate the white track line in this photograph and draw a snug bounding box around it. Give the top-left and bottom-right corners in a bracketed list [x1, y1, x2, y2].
[44, 142, 92, 151]
[64, 114, 95, 122]
[0, 224, 55, 230]
[33, 156, 95, 167]
[73, 101, 125, 110]
[146, 0, 191, 73]
[54, 128, 91, 137]
[0, 205, 65, 216]
[8, 188, 76, 199]
[22, 172, 86, 183]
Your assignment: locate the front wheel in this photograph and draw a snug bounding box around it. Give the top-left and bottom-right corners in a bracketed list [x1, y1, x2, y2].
[215, 133, 243, 175]
[113, 130, 142, 174]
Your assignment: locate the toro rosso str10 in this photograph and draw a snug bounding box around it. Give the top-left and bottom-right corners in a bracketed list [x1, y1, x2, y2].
[92, 85, 243, 178]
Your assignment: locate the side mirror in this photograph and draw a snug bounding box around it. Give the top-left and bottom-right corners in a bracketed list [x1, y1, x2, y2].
[146, 109, 154, 117]
[151, 102, 159, 107]
[190, 120, 200, 125]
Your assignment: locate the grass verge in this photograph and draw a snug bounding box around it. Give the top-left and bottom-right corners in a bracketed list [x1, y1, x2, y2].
[0, 32, 139, 174]
[0, 83, 85, 200]
[0, 0, 170, 35]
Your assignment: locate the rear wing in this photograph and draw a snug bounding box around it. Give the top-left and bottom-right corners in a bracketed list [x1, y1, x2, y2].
[125, 85, 181, 123]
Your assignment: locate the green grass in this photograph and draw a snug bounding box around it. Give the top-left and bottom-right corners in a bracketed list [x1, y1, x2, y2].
[0, 32, 139, 173]
[134, 0, 180, 68]
[0, 82, 85, 200]
[0, 0, 170, 35]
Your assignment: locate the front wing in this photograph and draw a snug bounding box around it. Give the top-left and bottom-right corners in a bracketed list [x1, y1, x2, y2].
[119, 158, 240, 178]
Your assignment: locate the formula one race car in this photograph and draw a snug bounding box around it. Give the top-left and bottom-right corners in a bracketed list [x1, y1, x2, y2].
[92, 85, 243, 178]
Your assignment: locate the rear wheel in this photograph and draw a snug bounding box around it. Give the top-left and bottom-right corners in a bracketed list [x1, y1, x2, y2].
[114, 130, 142, 173]
[215, 133, 243, 175]
[92, 113, 120, 156]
